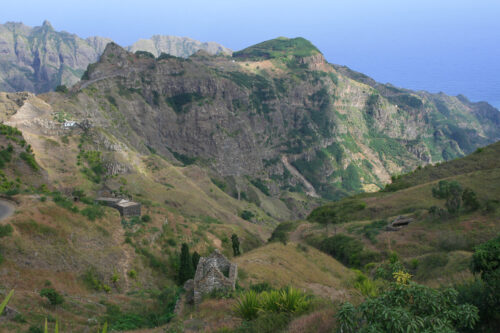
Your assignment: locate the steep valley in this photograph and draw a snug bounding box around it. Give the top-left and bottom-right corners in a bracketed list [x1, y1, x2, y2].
[0, 35, 499, 332]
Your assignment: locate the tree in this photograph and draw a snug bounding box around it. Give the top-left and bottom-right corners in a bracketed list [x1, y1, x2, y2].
[307, 205, 340, 234]
[470, 235, 500, 328]
[192, 251, 200, 270]
[462, 188, 480, 211]
[432, 180, 451, 199]
[338, 271, 479, 332]
[445, 181, 463, 215]
[178, 243, 194, 284]
[231, 234, 241, 256]
[40, 288, 64, 306]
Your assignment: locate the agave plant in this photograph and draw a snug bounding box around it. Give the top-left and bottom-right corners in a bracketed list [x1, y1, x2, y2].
[277, 287, 310, 313]
[234, 290, 261, 320]
[259, 290, 281, 313]
[0, 289, 14, 315]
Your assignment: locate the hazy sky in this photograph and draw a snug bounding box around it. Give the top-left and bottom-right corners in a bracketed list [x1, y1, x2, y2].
[2, 0, 500, 106]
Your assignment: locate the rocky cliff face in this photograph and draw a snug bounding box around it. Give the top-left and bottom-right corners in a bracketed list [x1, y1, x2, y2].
[0, 21, 231, 94]
[127, 35, 232, 58]
[42, 38, 500, 201]
[0, 21, 111, 93]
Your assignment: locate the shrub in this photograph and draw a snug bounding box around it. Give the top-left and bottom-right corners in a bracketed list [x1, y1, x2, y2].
[239, 210, 254, 221]
[80, 204, 105, 221]
[0, 224, 13, 238]
[250, 178, 270, 196]
[353, 270, 378, 297]
[135, 50, 155, 59]
[19, 151, 39, 170]
[268, 222, 295, 245]
[166, 93, 203, 113]
[141, 214, 151, 223]
[128, 270, 137, 279]
[82, 267, 105, 291]
[40, 288, 64, 306]
[211, 178, 227, 191]
[52, 192, 78, 212]
[317, 234, 377, 268]
[55, 85, 68, 93]
[462, 188, 480, 211]
[338, 274, 479, 332]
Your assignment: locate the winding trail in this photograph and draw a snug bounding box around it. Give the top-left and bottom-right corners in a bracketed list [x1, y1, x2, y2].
[0, 199, 15, 221]
[281, 155, 319, 198]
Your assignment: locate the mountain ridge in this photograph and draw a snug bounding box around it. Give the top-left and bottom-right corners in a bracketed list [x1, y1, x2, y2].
[38, 40, 500, 204]
[0, 20, 232, 94]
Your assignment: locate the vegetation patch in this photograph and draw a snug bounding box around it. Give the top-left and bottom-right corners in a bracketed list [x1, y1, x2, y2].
[166, 92, 203, 113]
[233, 37, 320, 60]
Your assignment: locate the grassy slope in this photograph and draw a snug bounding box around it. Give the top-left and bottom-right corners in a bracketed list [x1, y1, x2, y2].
[302, 140, 500, 286]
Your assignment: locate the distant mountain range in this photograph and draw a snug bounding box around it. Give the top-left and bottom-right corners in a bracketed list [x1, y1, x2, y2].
[0, 20, 232, 93]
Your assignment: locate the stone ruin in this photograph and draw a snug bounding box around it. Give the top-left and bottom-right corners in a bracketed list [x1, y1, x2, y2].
[184, 249, 238, 305]
[385, 215, 415, 231]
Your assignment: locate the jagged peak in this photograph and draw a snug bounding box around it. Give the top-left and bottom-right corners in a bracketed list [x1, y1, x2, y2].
[233, 37, 321, 60]
[101, 42, 128, 58]
[42, 20, 53, 29]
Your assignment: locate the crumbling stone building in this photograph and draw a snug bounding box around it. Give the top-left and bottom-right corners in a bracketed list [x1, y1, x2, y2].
[184, 249, 238, 304]
[95, 197, 141, 217]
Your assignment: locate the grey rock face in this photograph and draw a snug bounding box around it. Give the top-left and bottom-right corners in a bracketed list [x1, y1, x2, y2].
[46, 42, 500, 200]
[0, 21, 231, 94]
[127, 35, 232, 58]
[0, 21, 111, 93]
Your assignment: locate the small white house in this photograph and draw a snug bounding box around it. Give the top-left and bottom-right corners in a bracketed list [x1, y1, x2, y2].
[63, 121, 77, 128]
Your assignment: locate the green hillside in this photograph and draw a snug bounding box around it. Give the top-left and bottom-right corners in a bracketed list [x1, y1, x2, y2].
[233, 37, 321, 60]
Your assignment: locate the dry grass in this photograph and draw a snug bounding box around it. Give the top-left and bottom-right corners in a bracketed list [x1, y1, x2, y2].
[234, 242, 356, 301]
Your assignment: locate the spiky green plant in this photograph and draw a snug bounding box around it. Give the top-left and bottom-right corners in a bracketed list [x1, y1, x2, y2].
[277, 287, 310, 313]
[234, 290, 261, 320]
[101, 322, 108, 333]
[0, 289, 14, 315]
[260, 290, 282, 313]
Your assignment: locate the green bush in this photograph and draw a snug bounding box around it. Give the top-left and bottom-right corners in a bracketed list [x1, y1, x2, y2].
[80, 204, 105, 221]
[19, 151, 39, 170]
[317, 234, 377, 268]
[52, 192, 78, 213]
[338, 276, 479, 332]
[55, 85, 68, 93]
[0, 224, 13, 238]
[211, 178, 227, 191]
[239, 210, 254, 221]
[141, 214, 151, 223]
[268, 222, 295, 245]
[462, 188, 480, 211]
[250, 178, 270, 196]
[135, 50, 155, 59]
[40, 288, 64, 306]
[166, 93, 203, 113]
[82, 267, 105, 291]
